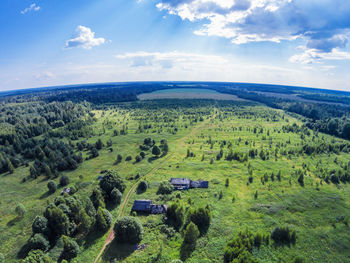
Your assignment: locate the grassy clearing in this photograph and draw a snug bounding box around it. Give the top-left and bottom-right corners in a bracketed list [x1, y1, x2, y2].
[1, 100, 350, 263]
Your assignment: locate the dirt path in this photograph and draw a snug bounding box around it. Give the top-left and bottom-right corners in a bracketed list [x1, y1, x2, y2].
[93, 113, 215, 263]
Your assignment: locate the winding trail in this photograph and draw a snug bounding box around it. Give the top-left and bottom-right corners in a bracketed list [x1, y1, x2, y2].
[93, 113, 215, 263]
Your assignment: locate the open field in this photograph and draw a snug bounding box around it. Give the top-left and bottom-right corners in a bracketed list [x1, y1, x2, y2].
[137, 88, 246, 101]
[1, 98, 350, 263]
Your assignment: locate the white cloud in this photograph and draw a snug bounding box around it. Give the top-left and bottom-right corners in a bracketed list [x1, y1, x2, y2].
[21, 3, 40, 14]
[290, 47, 350, 64]
[65, 26, 105, 49]
[156, 0, 350, 62]
[116, 51, 228, 69]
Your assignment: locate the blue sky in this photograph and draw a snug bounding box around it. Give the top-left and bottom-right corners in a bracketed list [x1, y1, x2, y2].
[1, 0, 350, 91]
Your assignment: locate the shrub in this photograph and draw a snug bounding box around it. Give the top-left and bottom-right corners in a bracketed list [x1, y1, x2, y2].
[187, 206, 211, 235]
[32, 216, 48, 234]
[47, 181, 57, 194]
[28, 233, 50, 252]
[181, 222, 199, 260]
[110, 188, 122, 205]
[96, 207, 113, 232]
[114, 216, 143, 244]
[15, 203, 26, 218]
[61, 236, 80, 261]
[166, 202, 185, 230]
[152, 145, 161, 156]
[0, 253, 4, 263]
[271, 227, 296, 245]
[126, 156, 132, 161]
[137, 180, 148, 194]
[99, 170, 126, 194]
[135, 155, 141, 163]
[157, 181, 173, 195]
[60, 175, 69, 186]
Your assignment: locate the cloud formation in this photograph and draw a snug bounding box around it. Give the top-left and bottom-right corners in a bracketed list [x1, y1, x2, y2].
[116, 51, 227, 69]
[65, 26, 105, 49]
[21, 3, 40, 14]
[156, 0, 350, 63]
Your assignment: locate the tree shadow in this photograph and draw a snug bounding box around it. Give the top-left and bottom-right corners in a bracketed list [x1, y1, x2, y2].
[180, 242, 195, 261]
[147, 156, 158, 163]
[39, 191, 52, 200]
[17, 241, 32, 259]
[78, 230, 106, 249]
[102, 240, 135, 262]
[7, 216, 22, 227]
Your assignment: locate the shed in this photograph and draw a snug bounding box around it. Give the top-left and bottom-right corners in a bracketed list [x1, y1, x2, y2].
[132, 200, 152, 212]
[191, 180, 209, 188]
[170, 178, 191, 190]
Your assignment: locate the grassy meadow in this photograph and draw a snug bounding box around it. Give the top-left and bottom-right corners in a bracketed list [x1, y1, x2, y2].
[1, 99, 350, 263]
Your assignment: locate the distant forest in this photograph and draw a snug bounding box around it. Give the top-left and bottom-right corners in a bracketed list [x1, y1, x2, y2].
[1, 81, 350, 141]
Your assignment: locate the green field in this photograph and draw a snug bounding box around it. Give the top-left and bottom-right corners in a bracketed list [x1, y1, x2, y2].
[1, 99, 350, 263]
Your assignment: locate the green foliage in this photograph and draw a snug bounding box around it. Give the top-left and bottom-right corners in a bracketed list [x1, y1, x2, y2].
[181, 222, 200, 260]
[152, 145, 161, 156]
[15, 203, 26, 218]
[0, 253, 4, 263]
[187, 206, 211, 235]
[21, 250, 53, 263]
[110, 188, 122, 205]
[28, 233, 50, 252]
[90, 187, 105, 210]
[114, 216, 143, 244]
[47, 181, 57, 194]
[137, 180, 148, 194]
[99, 170, 126, 194]
[166, 202, 185, 230]
[61, 236, 80, 261]
[32, 216, 48, 234]
[96, 207, 113, 232]
[157, 181, 173, 195]
[59, 175, 69, 186]
[44, 204, 70, 238]
[271, 227, 297, 245]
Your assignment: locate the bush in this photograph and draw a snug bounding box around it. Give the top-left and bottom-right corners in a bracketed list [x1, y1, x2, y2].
[22, 250, 53, 263]
[47, 181, 57, 194]
[271, 227, 296, 245]
[187, 206, 211, 235]
[181, 222, 199, 260]
[0, 253, 4, 263]
[96, 207, 113, 232]
[137, 180, 148, 194]
[135, 155, 141, 163]
[61, 236, 80, 261]
[15, 203, 26, 218]
[60, 175, 69, 186]
[125, 156, 132, 161]
[152, 145, 161, 156]
[32, 216, 48, 234]
[157, 181, 173, 195]
[28, 233, 50, 252]
[110, 188, 122, 205]
[166, 202, 184, 230]
[114, 216, 143, 244]
[99, 170, 126, 194]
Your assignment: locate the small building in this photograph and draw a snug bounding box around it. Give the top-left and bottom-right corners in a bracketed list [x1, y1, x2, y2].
[191, 180, 209, 188]
[170, 178, 191, 190]
[132, 200, 152, 213]
[132, 200, 167, 214]
[60, 187, 70, 195]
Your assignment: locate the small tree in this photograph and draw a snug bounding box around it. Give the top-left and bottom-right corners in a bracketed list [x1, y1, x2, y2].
[61, 235, 80, 260]
[32, 216, 48, 234]
[47, 181, 57, 194]
[60, 175, 69, 186]
[28, 233, 50, 252]
[114, 216, 143, 244]
[157, 181, 173, 195]
[7, 158, 14, 174]
[137, 180, 148, 194]
[110, 188, 122, 205]
[96, 207, 113, 232]
[152, 145, 161, 157]
[15, 203, 26, 218]
[181, 222, 199, 260]
[225, 178, 229, 187]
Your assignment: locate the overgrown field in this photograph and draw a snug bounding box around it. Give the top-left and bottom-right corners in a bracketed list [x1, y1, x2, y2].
[1, 99, 350, 263]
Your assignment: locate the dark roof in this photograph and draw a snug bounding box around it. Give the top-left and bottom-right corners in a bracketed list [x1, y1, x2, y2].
[191, 180, 209, 188]
[170, 178, 191, 185]
[132, 200, 152, 211]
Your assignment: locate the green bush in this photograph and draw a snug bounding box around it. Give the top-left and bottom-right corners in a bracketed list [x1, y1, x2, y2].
[32, 216, 48, 234]
[157, 181, 173, 195]
[59, 175, 69, 186]
[47, 181, 57, 194]
[114, 216, 143, 244]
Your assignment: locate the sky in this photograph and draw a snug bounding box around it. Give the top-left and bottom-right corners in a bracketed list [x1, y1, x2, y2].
[1, 0, 350, 91]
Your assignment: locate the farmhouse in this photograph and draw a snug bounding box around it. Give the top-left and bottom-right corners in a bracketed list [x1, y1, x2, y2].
[170, 178, 209, 190]
[170, 178, 191, 190]
[132, 200, 167, 214]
